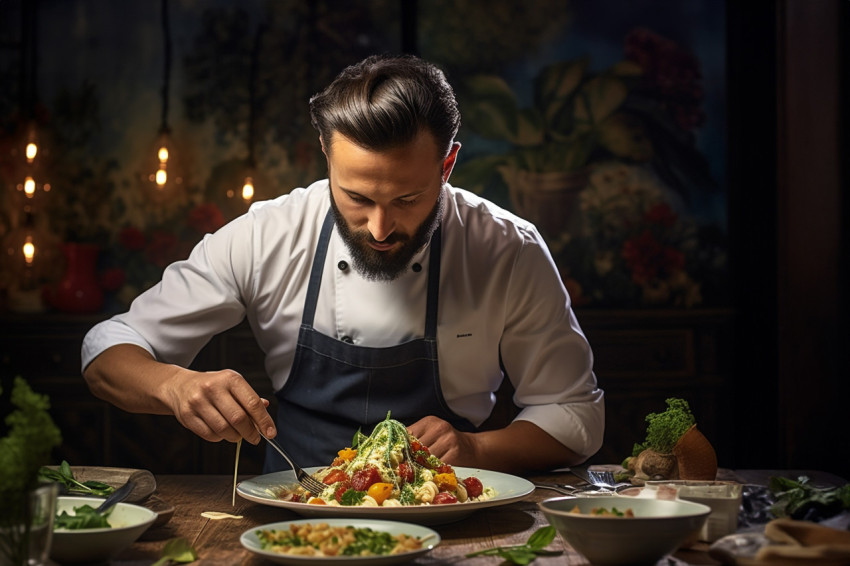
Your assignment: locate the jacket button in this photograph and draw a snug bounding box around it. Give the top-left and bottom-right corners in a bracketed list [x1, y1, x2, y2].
[341, 335, 353, 343]
[412, 263, 422, 272]
[338, 260, 348, 271]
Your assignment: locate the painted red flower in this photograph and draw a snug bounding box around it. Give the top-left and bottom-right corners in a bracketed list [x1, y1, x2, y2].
[98, 267, 126, 292]
[644, 203, 677, 228]
[144, 230, 180, 268]
[187, 203, 225, 235]
[119, 226, 146, 251]
[622, 229, 685, 285]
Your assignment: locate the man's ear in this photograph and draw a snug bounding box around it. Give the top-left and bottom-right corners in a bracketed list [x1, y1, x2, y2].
[319, 135, 327, 156]
[441, 141, 462, 184]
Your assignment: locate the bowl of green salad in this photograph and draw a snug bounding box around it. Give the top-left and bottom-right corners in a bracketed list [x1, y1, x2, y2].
[50, 496, 157, 563]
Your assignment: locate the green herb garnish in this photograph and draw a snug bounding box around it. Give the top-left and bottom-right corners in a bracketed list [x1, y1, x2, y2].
[1, 377, 63, 566]
[1, 377, 63, 494]
[151, 537, 198, 565]
[55, 504, 111, 530]
[340, 489, 366, 506]
[769, 475, 850, 520]
[632, 397, 696, 455]
[466, 526, 561, 565]
[38, 460, 116, 497]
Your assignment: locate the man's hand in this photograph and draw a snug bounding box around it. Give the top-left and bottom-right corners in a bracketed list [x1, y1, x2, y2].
[407, 415, 478, 467]
[407, 415, 581, 475]
[161, 367, 277, 445]
[84, 344, 277, 445]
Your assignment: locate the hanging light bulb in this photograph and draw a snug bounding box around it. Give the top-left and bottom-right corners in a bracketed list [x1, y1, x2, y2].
[143, 127, 184, 192]
[22, 235, 36, 265]
[240, 175, 255, 202]
[139, 0, 186, 199]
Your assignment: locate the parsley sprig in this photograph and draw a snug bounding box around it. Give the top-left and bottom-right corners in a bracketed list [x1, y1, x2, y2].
[769, 475, 850, 520]
[38, 460, 116, 497]
[465, 526, 561, 565]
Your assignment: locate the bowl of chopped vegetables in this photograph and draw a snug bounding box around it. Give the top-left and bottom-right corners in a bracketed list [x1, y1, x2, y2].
[539, 495, 710, 566]
[50, 496, 157, 564]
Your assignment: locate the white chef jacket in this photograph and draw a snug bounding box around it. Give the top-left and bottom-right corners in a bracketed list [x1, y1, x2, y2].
[82, 180, 605, 458]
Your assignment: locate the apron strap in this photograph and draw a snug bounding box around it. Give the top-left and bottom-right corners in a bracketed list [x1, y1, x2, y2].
[424, 224, 441, 339]
[300, 209, 335, 327]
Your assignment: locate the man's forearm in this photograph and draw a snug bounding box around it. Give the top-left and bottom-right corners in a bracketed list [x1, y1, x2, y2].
[473, 421, 581, 475]
[83, 344, 180, 415]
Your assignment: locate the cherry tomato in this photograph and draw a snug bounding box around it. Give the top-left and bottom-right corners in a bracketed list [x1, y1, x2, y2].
[434, 472, 458, 492]
[323, 469, 350, 485]
[367, 482, 394, 505]
[285, 492, 305, 503]
[350, 466, 382, 491]
[434, 464, 454, 475]
[397, 461, 415, 484]
[432, 492, 458, 505]
[463, 476, 484, 498]
[333, 481, 352, 502]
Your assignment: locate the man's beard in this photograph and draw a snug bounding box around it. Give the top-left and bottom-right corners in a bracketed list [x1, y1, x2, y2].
[329, 186, 445, 282]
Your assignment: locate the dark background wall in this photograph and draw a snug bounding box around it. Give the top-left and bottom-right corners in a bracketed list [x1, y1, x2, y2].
[1, 0, 847, 478]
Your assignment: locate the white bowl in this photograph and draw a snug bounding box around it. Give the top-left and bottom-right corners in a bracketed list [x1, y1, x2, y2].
[50, 496, 157, 564]
[538, 495, 711, 566]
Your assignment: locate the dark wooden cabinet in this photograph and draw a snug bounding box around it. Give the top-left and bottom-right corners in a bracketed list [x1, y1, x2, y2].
[0, 308, 733, 475]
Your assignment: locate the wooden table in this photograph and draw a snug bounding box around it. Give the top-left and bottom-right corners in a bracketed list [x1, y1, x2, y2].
[108, 469, 847, 566]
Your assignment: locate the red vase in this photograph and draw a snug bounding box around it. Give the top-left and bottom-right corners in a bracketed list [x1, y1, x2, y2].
[46, 242, 104, 314]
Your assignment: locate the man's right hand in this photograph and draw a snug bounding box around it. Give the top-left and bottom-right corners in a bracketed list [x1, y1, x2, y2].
[84, 344, 277, 445]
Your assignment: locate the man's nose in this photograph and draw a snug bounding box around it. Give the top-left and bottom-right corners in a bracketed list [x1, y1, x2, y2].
[367, 206, 395, 242]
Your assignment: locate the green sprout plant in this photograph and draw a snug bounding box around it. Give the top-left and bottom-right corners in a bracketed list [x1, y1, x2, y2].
[0, 377, 62, 566]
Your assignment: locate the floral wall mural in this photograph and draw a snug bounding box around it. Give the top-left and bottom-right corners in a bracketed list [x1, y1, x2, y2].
[428, 1, 728, 308]
[0, 0, 727, 313]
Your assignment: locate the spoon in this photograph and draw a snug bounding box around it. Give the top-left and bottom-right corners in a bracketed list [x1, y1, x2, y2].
[96, 480, 137, 513]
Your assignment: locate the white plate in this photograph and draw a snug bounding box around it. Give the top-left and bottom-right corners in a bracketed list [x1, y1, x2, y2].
[240, 518, 440, 565]
[237, 466, 534, 525]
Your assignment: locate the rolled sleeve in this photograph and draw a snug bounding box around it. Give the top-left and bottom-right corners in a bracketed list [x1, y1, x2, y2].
[500, 224, 605, 459]
[81, 317, 156, 372]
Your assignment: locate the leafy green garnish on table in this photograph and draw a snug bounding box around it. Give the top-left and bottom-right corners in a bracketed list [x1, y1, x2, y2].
[151, 537, 198, 565]
[38, 460, 116, 497]
[465, 525, 561, 565]
[769, 475, 850, 520]
[631, 397, 696, 455]
[55, 504, 112, 529]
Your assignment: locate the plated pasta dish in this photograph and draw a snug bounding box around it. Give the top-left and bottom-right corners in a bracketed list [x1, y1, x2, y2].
[276, 414, 495, 507]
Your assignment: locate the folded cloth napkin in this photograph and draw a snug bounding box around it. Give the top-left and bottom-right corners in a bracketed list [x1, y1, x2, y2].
[710, 518, 850, 565]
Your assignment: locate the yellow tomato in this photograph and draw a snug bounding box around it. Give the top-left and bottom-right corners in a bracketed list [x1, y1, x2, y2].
[307, 497, 327, 505]
[366, 482, 394, 505]
[433, 472, 458, 492]
[337, 447, 357, 461]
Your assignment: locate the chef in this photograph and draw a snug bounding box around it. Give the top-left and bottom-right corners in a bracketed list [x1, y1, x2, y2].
[81, 54, 604, 474]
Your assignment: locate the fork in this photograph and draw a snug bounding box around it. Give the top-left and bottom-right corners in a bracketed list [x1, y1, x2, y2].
[587, 469, 632, 491]
[259, 432, 327, 495]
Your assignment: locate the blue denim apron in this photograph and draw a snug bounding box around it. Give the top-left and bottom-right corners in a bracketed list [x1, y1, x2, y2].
[265, 210, 476, 471]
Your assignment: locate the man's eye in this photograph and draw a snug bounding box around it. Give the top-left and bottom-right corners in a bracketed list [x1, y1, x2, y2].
[398, 197, 419, 207]
[349, 194, 369, 204]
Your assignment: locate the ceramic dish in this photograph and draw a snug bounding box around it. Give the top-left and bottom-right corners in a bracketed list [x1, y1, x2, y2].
[240, 518, 440, 565]
[237, 466, 534, 525]
[539, 495, 711, 566]
[50, 496, 158, 564]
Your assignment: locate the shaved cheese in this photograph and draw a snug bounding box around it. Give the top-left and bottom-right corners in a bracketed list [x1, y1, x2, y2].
[201, 511, 244, 520]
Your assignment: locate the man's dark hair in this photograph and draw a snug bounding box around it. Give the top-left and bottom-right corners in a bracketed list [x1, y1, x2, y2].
[309, 54, 460, 158]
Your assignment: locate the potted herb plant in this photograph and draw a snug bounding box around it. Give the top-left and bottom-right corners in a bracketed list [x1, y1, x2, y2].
[0, 377, 62, 566]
